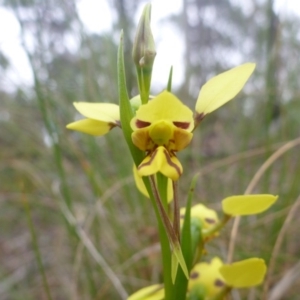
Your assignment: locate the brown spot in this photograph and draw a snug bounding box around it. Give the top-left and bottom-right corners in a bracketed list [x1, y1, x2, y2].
[190, 272, 199, 279]
[214, 279, 225, 287]
[136, 119, 151, 128]
[180, 214, 185, 219]
[194, 112, 205, 124]
[205, 218, 216, 224]
[173, 121, 190, 129]
[113, 121, 121, 128]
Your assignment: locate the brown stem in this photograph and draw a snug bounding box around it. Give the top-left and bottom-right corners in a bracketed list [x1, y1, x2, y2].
[149, 176, 178, 247]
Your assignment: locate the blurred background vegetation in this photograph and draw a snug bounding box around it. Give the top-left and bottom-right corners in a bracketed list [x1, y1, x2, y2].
[1, 0, 300, 299]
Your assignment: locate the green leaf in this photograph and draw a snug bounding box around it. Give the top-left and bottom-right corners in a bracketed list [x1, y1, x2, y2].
[172, 242, 189, 279]
[171, 253, 179, 284]
[118, 31, 144, 166]
[174, 174, 201, 298]
[167, 66, 173, 92]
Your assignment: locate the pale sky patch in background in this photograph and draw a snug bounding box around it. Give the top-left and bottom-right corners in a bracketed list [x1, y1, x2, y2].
[0, 0, 299, 92]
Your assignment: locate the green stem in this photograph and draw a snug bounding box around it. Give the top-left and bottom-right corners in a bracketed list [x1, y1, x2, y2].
[148, 176, 173, 300]
[173, 180, 180, 241]
[167, 66, 173, 92]
[203, 214, 231, 238]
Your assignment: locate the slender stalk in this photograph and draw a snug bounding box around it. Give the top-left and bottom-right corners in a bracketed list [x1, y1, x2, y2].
[203, 214, 231, 238]
[59, 200, 128, 299]
[149, 176, 177, 248]
[149, 176, 173, 300]
[172, 180, 180, 241]
[167, 66, 173, 92]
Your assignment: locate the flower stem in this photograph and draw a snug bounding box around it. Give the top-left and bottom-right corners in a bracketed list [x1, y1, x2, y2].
[172, 180, 180, 242]
[203, 214, 231, 238]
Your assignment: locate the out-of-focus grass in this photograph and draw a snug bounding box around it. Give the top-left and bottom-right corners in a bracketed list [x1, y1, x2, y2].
[1, 21, 300, 300]
[2, 81, 300, 299]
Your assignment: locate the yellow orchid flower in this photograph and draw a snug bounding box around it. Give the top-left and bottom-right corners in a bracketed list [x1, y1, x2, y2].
[67, 64, 255, 180]
[131, 63, 255, 180]
[66, 102, 120, 136]
[188, 256, 267, 298]
[131, 91, 194, 180]
[180, 204, 219, 239]
[188, 257, 225, 298]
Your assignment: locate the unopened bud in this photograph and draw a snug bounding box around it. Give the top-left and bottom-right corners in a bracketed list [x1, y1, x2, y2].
[132, 3, 156, 69]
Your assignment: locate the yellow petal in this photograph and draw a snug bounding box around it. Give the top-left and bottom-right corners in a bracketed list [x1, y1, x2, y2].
[222, 194, 278, 216]
[132, 123, 193, 152]
[66, 119, 112, 136]
[169, 127, 193, 151]
[133, 165, 173, 202]
[137, 146, 183, 180]
[131, 91, 194, 131]
[132, 127, 154, 151]
[188, 257, 225, 297]
[195, 63, 256, 115]
[73, 102, 120, 124]
[127, 284, 164, 300]
[220, 258, 266, 288]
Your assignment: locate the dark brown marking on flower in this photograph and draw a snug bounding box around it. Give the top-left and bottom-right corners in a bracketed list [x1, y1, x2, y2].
[173, 121, 190, 129]
[214, 279, 225, 287]
[180, 214, 185, 219]
[194, 112, 205, 124]
[114, 120, 121, 128]
[190, 272, 199, 279]
[138, 149, 158, 170]
[136, 119, 151, 128]
[163, 149, 182, 176]
[205, 218, 216, 224]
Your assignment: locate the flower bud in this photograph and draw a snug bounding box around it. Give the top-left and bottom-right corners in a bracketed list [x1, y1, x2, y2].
[132, 3, 156, 104]
[132, 3, 156, 69]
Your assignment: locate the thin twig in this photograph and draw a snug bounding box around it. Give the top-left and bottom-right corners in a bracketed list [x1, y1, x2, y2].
[263, 194, 300, 299]
[59, 201, 128, 300]
[227, 137, 300, 263]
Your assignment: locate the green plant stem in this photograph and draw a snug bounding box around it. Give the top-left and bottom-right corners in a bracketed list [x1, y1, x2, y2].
[203, 214, 232, 238]
[142, 176, 171, 300]
[167, 66, 173, 92]
[173, 180, 180, 241]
